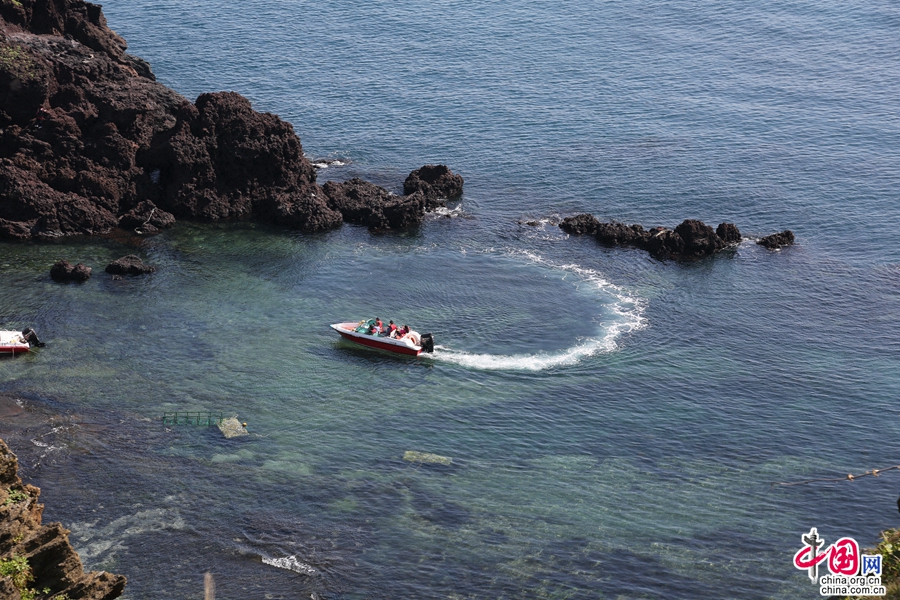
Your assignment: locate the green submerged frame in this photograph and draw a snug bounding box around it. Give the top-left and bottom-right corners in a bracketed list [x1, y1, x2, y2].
[161, 412, 225, 426]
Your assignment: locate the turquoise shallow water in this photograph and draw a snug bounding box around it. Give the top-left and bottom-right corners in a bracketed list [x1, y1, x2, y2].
[2, 0, 900, 598]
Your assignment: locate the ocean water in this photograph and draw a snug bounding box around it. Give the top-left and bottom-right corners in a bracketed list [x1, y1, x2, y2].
[1, 0, 899, 598]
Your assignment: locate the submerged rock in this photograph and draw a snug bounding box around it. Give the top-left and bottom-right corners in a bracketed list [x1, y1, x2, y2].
[403, 450, 453, 465]
[50, 260, 92, 282]
[105, 255, 155, 276]
[0, 438, 126, 599]
[218, 417, 249, 439]
[757, 230, 795, 249]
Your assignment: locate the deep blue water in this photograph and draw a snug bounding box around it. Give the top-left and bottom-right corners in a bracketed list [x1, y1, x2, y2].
[1, 1, 899, 598]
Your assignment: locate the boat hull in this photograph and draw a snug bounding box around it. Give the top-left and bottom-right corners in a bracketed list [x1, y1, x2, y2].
[0, 345, 30, 355]
[331, 323, 423, 356]
[0, 331, 30, 355]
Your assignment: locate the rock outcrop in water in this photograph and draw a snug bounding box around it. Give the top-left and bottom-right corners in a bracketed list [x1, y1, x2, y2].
[323, 179, 426, 230]
[0, 438, 126, 599]
[716, 222, 742, 245]
[403, 164, 464, 209]
[105, 254, 154, 276]
[560, 214, 743, 259]
[49, 259, 91, 281]
[757, 230, 795, 249]
[0, 0, 462, 240]
[556, 213, 600, 235]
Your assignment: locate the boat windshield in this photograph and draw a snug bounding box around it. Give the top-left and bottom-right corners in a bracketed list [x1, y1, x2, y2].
[355, 319, 376, 333]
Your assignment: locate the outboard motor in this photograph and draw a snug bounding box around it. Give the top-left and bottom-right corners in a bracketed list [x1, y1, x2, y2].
[21, 328, 45, 348]
[420, 333, 434, 353]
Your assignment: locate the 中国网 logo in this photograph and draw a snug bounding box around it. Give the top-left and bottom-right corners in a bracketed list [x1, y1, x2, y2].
[793, 527, 886, 596]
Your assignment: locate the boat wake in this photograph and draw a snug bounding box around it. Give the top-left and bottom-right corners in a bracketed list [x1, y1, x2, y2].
[432, 251, 646, 371]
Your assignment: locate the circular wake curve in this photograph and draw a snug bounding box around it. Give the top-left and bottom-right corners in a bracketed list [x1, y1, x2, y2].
[432, 250, 647, 371]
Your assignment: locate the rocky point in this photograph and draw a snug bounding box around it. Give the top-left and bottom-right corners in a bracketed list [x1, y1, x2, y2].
[0, 438, 126, 599]
[560, 214, 795, 259]
[0, 0, 462, 240]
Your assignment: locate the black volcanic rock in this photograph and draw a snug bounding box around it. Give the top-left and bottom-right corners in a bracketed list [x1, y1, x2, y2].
[0, 1, 458, 239]
[716, 222, 741, 244]
[105, 254, 154, 276]
[595, 222, 651, 247]
[758, 230, 794, 249]
[643, 228, 684, 257]
[561, 215, 768, 260]
[50, 259, 91, 281]
[673, 219, 724, 257]
[323, 179, 425, 230]
[264, 188, 343, 232]
[0, 0, 131, 63]
[0, 163, 120, 239]
[117, 200, 175, 233]
[403, 164, 464, 209]
[560, 213, 600, 235]
[382, 191, 427, 229]
[131, 91, 344, 231]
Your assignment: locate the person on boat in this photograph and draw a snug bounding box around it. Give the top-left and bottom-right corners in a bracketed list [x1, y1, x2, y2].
[398, 325, 410, 339]
[387, 320, 398, 337]
[368, 324, 377, 335]
[374, 318, 384, 334]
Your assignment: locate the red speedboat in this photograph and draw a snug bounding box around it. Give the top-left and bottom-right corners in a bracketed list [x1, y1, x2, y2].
[331, 320, 434, 356]
[0, 328, 43, 356]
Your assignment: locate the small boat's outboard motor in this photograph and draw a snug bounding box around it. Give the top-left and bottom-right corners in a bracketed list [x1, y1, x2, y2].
[420, 333, 434, 353]
[21, 328, 44, 348]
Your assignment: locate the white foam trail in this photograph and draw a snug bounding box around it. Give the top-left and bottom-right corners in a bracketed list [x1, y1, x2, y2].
[434, 250, 646, 371]
[262, 555, 317, 575]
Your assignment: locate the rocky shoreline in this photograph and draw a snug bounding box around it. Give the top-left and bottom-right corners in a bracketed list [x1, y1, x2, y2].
[0, 438, 125, 599]
[0, 0, 462, 241]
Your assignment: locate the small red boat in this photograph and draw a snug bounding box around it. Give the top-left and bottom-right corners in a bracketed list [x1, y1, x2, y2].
[331, 320, 434, 356]
[0, 328, 43, 356]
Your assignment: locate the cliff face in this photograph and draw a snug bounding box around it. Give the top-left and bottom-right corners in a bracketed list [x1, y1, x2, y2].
[0, 438, 126, 600]
[0, 0, 462, 240]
